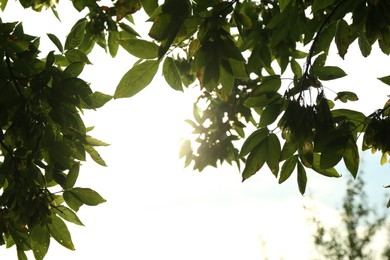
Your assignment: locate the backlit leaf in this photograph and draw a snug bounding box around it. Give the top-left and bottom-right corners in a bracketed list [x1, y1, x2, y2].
[163, 57, 182, 91]
[279, 155, 298, 184]
[259, 103, 282, 127]
[313, 153, 341, 177]
[114, 60, 159, 98]
[64, 163, 79, 190]
[240, 128, 269, 157]
[312, 0, 336, 13]
[242, 139, 268, 181]
[343, 138, 359, 178]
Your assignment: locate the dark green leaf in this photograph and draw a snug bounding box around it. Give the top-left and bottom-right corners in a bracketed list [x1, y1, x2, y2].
[358, 32, 371, 57]
[334, 91, 359, 103]
[378, 75, 390, 86]
[119, 38, 159, 59]
[279, 155, 298, 184]
[259, 103, 282, 127]
[64, 163, 79, 190]
[290, 59, 302, 77]
[280, 141, 298, 161]
[312, 0, 336, 12]
[253, 75, 281, 95]
[163, 57, 182, 91]
[320, 137, 347, 169]
[240, 128, 269, 157]
[47, 215, 75, 250]
[297, 161, 307, 195]
[317, 66, 347, 81]
[62, 62, 85, 79]
[335, 19, 350, 59]
[114, 60, 159, 98]
[311, 53, 327, 75]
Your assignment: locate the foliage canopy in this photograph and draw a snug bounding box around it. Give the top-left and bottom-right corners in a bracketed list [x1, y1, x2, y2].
[1, 0, 390, 258]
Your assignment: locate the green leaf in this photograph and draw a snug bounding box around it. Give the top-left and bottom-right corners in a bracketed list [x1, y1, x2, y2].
[279, 155, 298, 184]
[142, 0, 159, 16]
[31, 225, 50, 260]
[343, 138, 359, 178]
[358, 32, 371, 57]
[0, 0, 8, 11]
[17, 249, 27, 260]
[47, 33, 63, 53]
[65, 19, 87, 50]
[312, 0, 336, 13]
[47, 215, 75, 250]
[228, 59, 247, 79]
[119, 38, 159, 59]
[297, 161, 307, 195]
[334, 91, 359, 103]
[266, 133, 281, 176]
[219, 63, 234, 99]
[317, 66, 347, 81]
[240, 128, 269, 157]
[278, 0, 291, 11]
[280, 141, 298, 161]
[64, 163, 79, 190]
[68, 187, 106, 206]
[163, 57, 182, 91]
[85, 145, 107, 166]
[114, 60, 159, 98]
[259, 103, 282, 127]
[378, 75, 390, 86]
[83, 91, 112, 109]
[65, 49, 91, 64]
[63, 190, 83, 212]
[311, 53, 327, 75]
[53, 205, 84, 226]
[290, 59, 302, 77]
[85, 136, 110, 146]
[242, 139, 268, 181]
[108, 31, 119, 58]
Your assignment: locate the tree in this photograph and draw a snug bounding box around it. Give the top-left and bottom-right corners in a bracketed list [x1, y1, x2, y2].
[1, 0, 390, 258]
[307, 174, 389, 260]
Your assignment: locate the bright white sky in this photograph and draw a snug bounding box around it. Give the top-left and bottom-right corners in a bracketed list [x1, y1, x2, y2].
[1, 2, 390, 259]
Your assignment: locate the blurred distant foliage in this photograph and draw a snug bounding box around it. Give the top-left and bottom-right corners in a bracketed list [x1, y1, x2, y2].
[307, 175, 389, 260]
[2, 0, 390, 258]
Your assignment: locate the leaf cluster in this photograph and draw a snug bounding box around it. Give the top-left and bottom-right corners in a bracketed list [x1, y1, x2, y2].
[0, 19, 108, 259]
